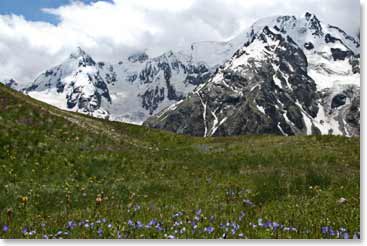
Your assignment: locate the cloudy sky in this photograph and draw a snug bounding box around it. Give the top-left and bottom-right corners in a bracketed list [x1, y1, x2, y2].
[0, 0, 361, 84]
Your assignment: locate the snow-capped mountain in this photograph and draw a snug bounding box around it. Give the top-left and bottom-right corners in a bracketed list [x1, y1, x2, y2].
[145, 13, 360, 137]
[24, 48, 215, 124]
[0, 78, 20, 90]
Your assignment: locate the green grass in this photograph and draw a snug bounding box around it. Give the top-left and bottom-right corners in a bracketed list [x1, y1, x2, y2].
[0, 84, 360, 239]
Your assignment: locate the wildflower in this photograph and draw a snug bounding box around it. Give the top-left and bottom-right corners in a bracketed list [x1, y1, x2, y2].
[196, 209, 202, 216]
[173, 211, 183, 218]
[238, 233, 244, 238]
[56, 230, 63, 236]
[84, 223, 90, 229]
[22, 228, 28, 235]
[243, 199, 254, 206]
[337, 197, 347, 204]
[239, 211, 246, 221]
[41, 223, 46, 228]
[272, 222, 280, 230]
[321, 226, 329, 234]
[204, 226, 214, 234]
[167, 235, 176, 239]
[117, 231, 122, 239]
[353, 233, 360, 239]
[20, 196, 28, 205]
[2, 225, 9, 233]
[257, 218, 263, 226]
[43, 235, 49, 239]
[128, 220, 134, 227]
[101, 218, 107, 223]
[66, 221, 76, 230]
[146, 219, 157, 228]
[155, 224, 164, 232]
[133, 204, 141, 212]
[96, 195, 103, 206]
[343, 232, 349, 239]
[97, 228, 103, 237]
[136, 221, 144, 229]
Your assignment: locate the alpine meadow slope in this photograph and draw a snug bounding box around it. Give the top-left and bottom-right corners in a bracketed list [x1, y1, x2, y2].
[0, 83, 360, 239]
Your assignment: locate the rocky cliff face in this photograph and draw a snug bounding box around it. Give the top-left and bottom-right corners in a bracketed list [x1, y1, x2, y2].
[144, 13, 360, 137]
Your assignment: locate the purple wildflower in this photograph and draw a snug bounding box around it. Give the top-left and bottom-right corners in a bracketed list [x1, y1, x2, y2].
[2, 225, 9, 233]
[343, 232, 349, 239]
[204, 226, 214, 234]
[135, 221, 143, 229]
[97, 228, 103, 237]
[321, 226, 329, 234]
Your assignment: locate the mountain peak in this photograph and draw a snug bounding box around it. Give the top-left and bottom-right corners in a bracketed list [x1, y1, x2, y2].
[70, 47, 89, 59]
[128, 51, 149, 63]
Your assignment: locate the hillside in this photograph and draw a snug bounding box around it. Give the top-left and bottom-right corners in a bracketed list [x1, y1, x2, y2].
[0, 84, 360, 239]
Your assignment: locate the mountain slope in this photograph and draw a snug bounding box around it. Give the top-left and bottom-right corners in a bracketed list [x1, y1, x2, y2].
[23, 48, 215, 124]
[0, 83, 360, 239]
[145, 13, 360, 137]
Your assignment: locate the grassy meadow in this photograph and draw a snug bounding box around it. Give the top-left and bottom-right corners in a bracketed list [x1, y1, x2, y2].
[0, 84, 360, 239]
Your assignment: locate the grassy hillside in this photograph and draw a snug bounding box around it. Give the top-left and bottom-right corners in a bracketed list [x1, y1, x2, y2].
[0, 84, 360, 239]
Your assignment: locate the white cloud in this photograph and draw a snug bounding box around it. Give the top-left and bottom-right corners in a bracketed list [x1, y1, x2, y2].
[0, 0, 360, 85]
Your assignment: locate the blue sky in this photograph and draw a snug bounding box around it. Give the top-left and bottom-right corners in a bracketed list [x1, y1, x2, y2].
[0, 0, 112, 24]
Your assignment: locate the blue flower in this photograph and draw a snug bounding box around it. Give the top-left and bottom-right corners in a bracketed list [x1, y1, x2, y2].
[136, 221, 144, 229]
[204, 226, 214, 234]
[343, 232, 349, 239]
[167, 235, 176, 239]
[196, 209, 202, 216]
[2, 225, 9, 233]
[321, 226, 329, 234]
[42, 235, 49, 239]
[97, 228, 103, 237]
[21, 228, 28, 235]
[272, 222, 280, 230]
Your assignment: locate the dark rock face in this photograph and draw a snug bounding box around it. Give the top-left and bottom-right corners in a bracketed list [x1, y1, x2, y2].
[145, 27, 320, 136]
[141, 86, 165, 114]
[304, 42, 314, 50]
[331, 94, 347, 108]
[137, 53, 211, 114]
[128, 52, 149, 63]
[3, 79, 19, 89]
[330, 48, 353, 61]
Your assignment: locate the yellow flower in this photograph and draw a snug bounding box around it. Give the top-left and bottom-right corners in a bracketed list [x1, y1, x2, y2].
[96, 194, 103, 205]
[20, 196, 28, 205]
